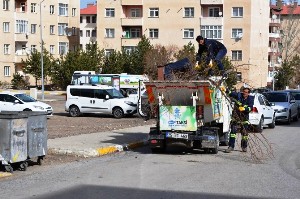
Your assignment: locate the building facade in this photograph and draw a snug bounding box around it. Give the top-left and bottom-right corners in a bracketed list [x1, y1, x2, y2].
[0, 0, 80, 86]
[80, 3, 97, 51]
[94, 0, 269, 88]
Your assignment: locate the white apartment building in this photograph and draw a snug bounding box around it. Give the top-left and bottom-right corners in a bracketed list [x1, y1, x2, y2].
[80, 3, 97, 51]
[95, 0, 269, 88]
[0, 0, 80, 86]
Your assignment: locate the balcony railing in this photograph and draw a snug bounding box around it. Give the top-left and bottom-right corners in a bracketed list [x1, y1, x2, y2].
[201, 0, 223, 4]
[121, 37, 141, 46]
[121, 0, 142, 5]
[200, 17, 223, 26]
[15, 33, 29, 41]
[121, 17, 143, 26]
[269, 32, 280, 38]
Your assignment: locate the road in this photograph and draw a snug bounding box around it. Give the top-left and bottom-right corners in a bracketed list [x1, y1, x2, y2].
[0, 121, 299, 199]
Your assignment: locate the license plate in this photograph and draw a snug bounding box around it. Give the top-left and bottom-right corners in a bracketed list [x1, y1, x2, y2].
[166, 132, 188, 139]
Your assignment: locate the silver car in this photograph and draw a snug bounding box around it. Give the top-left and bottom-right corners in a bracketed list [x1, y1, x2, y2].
[283, 90, 300, 117]
[263, 91, 298, 124]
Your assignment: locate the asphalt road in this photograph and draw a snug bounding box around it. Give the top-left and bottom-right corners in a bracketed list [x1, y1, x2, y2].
[1, 121, 299, 199]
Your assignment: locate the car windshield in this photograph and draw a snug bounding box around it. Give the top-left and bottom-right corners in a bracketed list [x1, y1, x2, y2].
[263, 93, 288, 102]
[106, 89, 124, 98]
[15, 93, 37, 102]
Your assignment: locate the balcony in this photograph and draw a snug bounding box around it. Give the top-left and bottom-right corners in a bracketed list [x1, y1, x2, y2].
[15, 33, 29, 41]
[201, 0, 223, 4]
[269, 32, 280, 38]
[200, 17, 223, 26]
[121, 37, 141, 46]
[121, 17, 143, 26]
[15, 49, 29, 63]
[121, 0, 142, 5]
[269, 18, 281, 27]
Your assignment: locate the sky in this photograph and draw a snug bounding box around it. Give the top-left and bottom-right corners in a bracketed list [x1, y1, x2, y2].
[80, 0, 96, 9]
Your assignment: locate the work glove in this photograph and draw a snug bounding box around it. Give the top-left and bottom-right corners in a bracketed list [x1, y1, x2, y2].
[194, 61, 200, 70]
[239, 106, 245, 112]
[208, 59, 213, 68]
[220, 86, 226, 93]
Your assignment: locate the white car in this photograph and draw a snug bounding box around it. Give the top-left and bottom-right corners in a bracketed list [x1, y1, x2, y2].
[65, 84, 137, 118]
[249, 93, 275, 132]
[0, 91, 53, 116]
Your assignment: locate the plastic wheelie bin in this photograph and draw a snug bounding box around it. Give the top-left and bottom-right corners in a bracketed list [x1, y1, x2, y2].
[0, 112, 28, 173]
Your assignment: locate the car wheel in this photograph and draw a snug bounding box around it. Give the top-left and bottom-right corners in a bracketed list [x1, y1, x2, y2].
[113, 107, 124, 119]
[69, 105, 80, 117]
[268, 115, 276, 129]
[286, 112, 292, 125]
[255, 117, 264, 133]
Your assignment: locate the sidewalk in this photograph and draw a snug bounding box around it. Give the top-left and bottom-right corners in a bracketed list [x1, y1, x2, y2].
[47, 124, 152, 157]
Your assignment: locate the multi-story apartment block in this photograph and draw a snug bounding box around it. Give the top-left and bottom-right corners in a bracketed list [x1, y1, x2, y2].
[0, 0, 80, 86]
[80, 3, 97, 51]
[95, 0, 269, 88]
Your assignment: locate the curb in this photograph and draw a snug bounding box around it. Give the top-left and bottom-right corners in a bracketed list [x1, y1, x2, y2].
[0, 89, 66, 96]
[48, 139, 149, 158]
[0, 172, 12, 178]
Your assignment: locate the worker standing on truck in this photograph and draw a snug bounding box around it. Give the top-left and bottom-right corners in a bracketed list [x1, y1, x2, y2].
[225, 87, 254, 153]
[195, 35, 227, 76]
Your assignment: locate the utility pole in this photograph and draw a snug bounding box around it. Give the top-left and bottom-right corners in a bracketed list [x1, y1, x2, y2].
[40, 0, 45, 100]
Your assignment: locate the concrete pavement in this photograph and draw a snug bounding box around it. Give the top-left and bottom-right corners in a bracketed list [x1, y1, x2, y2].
[47, 124, 152, 157]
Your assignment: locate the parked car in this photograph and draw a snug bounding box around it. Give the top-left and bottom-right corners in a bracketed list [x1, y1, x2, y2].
[282, 89, 300, 117]
[65, 84, 137, 118]
[252, 87, 272, 94]
[0, 91, 53, 116]
[249, 93, 275, 132]
[262, 91, 298, 124]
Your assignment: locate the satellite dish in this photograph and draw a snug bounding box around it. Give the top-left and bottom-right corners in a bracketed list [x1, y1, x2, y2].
[67, 32, 72, 36]
[237, 33, 243, 39]
[122, 31, 126, 37]
[272, 14, 277, 20]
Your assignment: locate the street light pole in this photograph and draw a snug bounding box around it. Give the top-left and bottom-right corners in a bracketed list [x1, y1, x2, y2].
[272, 50, 275, 91]
[40, 0, 45, 100]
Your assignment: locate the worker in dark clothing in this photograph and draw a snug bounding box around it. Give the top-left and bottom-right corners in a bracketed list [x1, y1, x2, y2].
[195, 35, 227, 76]
[225, 87, 254, 153]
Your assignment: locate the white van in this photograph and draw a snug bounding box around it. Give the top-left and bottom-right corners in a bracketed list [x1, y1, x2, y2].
[65, 84, 137, 118]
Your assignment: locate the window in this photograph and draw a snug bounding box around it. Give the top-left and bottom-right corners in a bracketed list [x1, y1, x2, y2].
[50, 45, 54, 54]
[232, 28, 243, 38]
[92, 30, 96, 37]
[80, 30, 83, 37]
[105, 8, 115, 17]
[183, 29, 194, 38]
[105, 28, 115, 38]
[86, 30, 90, 37]
[131, 8, 141, 17]
[50, 25, 55, 34]
[20, 2, 25, 12]
[59, 42, 68, 54]
[31, 24, 36, 34]
[130, 28, 141, 38]
[59, 3, 68, 16]
[72, 8, 76, 16]
[86, 16, 90, 23]
[201, 25, 222, 39]
[3, 0, 9, 10]
[123, 46, 136, 54]
[92, 16, 96, 23]
[72, 27, 76, 36]
[105, 49, 114, 56]
[16, 20, 28, 33]
[184, 7, 194, 17]
[4, 66, 10, 76]
[50, 5, 54, 14]
[149, 29, 158, 38]
[31, 45, 36, 52]
[232, 50, 242, 61]
[149, 8, 159, 17]
[208, 7, 220, 17]
[58, 23, 67, 35]
[3, 22, 9, 32]
[31, 3, 36, 13]
[4, 44, 10, 54]
[236, 72, 242, 81]
[232, 7, 243, 17]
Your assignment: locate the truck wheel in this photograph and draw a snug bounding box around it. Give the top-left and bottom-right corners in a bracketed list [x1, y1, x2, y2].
[69, 105, 80, 117]
[4, 165, 13, 173]
[113, 107, 124, 119]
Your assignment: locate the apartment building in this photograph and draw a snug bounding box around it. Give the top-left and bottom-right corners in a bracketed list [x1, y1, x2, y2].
[0, 0, 80, 85]
[95, 0, 269, 88]
[80, 3, 97, 51]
